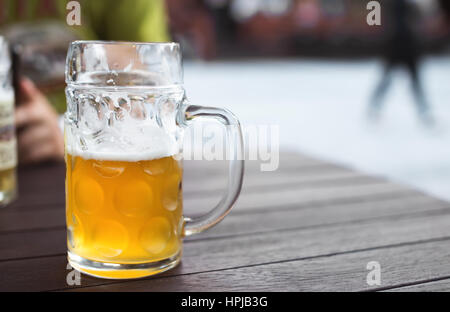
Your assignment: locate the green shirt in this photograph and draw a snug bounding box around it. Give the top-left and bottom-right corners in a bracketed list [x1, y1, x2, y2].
[0, 0, 170, 42]
[0, 0, 170, 113]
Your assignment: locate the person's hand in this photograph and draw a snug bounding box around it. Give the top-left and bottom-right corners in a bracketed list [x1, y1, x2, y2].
[15, 78, 64, 164]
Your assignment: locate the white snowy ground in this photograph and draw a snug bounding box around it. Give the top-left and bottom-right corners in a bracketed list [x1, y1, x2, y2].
[183, 56, 450, 201]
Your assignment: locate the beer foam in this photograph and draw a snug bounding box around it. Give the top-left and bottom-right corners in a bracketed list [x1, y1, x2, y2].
[67, 123, 179, 162]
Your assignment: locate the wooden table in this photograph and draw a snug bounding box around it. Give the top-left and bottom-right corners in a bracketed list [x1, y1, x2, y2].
[1, 151, 450, 292]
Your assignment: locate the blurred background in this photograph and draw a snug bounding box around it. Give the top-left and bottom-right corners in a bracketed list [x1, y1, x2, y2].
[169, 0, 450, 201]
[1, 0, 450, 200]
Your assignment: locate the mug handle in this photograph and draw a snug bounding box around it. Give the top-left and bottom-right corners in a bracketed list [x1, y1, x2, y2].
[177, 103, 245, 236]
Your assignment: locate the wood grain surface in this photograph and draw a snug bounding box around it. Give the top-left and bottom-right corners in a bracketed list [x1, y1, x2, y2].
[0, 152, 448, 292]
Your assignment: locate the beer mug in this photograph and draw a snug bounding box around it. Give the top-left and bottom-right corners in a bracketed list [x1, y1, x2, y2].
[0, 37, 17, 207]
[65, 41, 244, 279]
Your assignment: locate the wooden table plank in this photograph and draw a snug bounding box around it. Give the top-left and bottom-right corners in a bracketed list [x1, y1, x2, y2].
[2, 206, 450, 291]
[184, 182, 416, 216]
[0, 162, 416, 234]
[3, 159, 358, 211]
[64, 237, 450, 292]
[385, 278, 450, 292]
[0, 151, 448, 292]
[1, 188, 444, 261]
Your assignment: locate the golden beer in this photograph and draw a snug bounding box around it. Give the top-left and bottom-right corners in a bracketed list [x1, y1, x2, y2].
[66, 153, 183, 278]
[0, 168, 17, 205]
[65, 41, 244, 279]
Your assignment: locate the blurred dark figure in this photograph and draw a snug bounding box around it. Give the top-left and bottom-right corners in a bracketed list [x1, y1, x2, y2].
[439, 0, 450, 23]
[369, 0, 432, 124]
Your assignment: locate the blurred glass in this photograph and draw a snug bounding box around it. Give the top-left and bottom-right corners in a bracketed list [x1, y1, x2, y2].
[0, 37, 17, 207]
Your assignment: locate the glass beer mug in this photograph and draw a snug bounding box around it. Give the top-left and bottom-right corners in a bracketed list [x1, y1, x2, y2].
[65, 41, 244, 279]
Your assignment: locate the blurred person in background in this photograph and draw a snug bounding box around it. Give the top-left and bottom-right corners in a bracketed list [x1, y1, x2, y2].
[0, 0, 169, 164]
[369, 0, 433, 125]
[439, 0, 450, 31]
[166, 0, 217, 59]
[439, 0, 450, 18]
